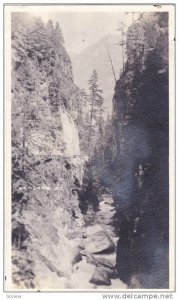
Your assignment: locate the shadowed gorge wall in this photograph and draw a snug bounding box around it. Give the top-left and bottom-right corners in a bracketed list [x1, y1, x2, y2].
[111, 12, 169, 288]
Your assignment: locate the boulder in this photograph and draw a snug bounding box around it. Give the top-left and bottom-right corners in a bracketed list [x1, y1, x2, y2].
[66, 240, 83, 266]
[65, 230, 83, 240]
[84, 230, 115, 254]
[89, 266, 111, 286]
[102, 195, 113, 204]
[70, 247, 82, 265]
[86, 253, 118, 279]
[86, 224, 103, 236]
[98, 213, 114, 221]
[82, 233, 87, 239]
[92, 256, 115, 269]
[85, 252, 115, 268]
[80, 250, 86, 256]
[71, 251, 82, 266]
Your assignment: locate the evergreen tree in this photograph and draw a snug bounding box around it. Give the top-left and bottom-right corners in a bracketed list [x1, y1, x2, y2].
[88, 70, 104, 156]
[46, 19, 54, 43]
[54, 22, 64, 46]
[46, 19, 54, 34]
[24, 18, 51, 62]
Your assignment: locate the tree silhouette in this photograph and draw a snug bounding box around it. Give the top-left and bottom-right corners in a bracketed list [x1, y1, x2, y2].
[54, 22, 64, 46]
[88, 70, 104, 156]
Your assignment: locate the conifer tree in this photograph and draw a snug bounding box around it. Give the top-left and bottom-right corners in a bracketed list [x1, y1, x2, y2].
[46, 19, 54, 43]
[88, 70, 104, 156]
[54, 22, 64, 46]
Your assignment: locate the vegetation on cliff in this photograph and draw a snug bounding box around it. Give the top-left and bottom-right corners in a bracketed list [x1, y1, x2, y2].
[11, 12, 91, 289]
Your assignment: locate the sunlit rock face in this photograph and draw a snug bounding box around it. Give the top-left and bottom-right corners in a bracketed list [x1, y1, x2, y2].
[111, 13, 169, 288]
[11, 12, 87, 289]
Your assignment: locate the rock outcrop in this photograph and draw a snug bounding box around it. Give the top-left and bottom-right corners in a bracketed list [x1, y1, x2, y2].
[84, 230, 115, 254]
[11, 13, 88, 290]
[110, 12, 169, 288]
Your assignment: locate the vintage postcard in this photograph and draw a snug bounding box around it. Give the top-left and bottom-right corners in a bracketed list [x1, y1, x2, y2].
[4, 4, 175, 292]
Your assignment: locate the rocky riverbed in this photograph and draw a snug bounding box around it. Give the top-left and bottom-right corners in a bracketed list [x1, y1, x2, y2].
[66, 193, 127, 289]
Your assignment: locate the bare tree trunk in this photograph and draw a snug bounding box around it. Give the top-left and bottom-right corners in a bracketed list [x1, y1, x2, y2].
[88, 95, 94, 157]
[107, 44, 117, 83]
[22, 98, 26, 180]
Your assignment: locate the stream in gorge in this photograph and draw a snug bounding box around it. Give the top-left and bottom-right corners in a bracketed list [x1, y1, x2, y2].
[67, 191, 127, 289]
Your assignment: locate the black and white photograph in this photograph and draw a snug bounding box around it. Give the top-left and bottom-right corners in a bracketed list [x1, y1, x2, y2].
[4, 4, 175, 291]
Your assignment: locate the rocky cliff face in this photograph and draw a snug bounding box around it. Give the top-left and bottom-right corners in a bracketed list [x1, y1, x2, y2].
[111, 13, 169, 288]
[11, 13, 88, 289]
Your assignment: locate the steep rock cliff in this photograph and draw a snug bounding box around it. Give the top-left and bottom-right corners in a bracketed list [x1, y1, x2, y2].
[111, 13, 169, 288]
[11, 13, 88, 289]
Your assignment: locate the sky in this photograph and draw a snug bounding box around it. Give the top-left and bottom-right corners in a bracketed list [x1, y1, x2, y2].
[31, 11, 133, 54]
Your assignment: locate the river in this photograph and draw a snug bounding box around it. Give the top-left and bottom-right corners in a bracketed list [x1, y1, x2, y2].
[69, 192, 127, 289]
